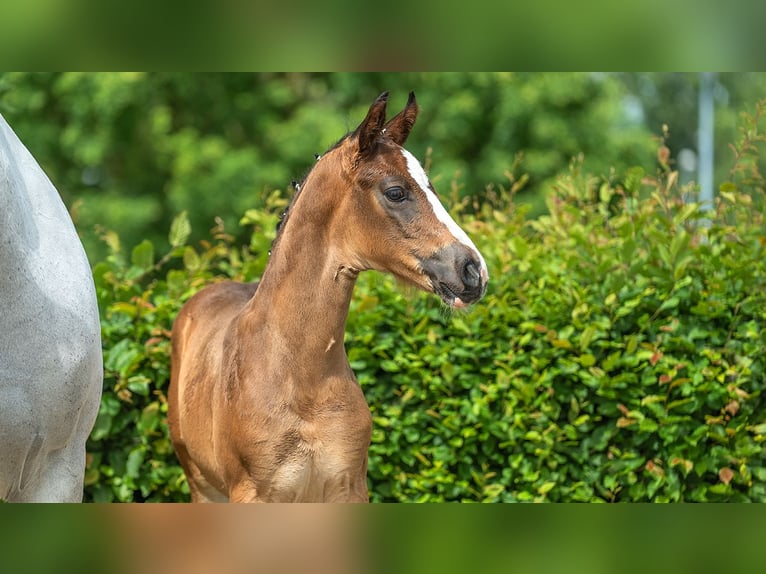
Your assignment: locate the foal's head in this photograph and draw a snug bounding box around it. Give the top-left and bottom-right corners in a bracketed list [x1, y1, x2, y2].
[288, 91, 488, 308]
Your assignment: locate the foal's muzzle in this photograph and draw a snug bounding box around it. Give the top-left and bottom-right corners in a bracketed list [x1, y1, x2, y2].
[421, 244, 488, 308]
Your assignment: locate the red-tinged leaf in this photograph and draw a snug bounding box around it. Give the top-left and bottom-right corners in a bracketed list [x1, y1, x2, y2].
[617, 404, 630, 416]
[659, 374, 672, 384]
[152, 327, 172, 338]
[131, 296, 156, 311]
[719, 467, 734, 485]
[645, 460, 665, 478]
[552, 339, 572, 349]
[670, 458, 694, 474]
[724, 400, 740, 416]
[650, 351, 663, 366]
[616, 417, 636, 428]
[729, 386, 750, 400]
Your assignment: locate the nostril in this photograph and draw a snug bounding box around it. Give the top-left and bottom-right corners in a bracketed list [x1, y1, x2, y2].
[463, 259, 481, 289]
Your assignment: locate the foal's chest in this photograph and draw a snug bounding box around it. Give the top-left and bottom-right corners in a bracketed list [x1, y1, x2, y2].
[267, 400, 372, 502]
[268, 435, 367, 502]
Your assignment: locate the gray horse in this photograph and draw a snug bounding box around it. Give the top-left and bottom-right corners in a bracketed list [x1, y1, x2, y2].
[0, 115, 102, 502]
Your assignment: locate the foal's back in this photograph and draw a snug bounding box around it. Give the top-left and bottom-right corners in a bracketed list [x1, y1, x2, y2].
[168, 280, 259, 498]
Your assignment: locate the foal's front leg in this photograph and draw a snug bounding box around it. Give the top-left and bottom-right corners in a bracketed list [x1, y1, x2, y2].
[323, 468, 370, 503]
[228, 480, 264, 503]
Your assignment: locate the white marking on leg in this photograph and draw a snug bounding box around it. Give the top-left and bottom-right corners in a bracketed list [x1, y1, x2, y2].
[401, 149, 489, 280]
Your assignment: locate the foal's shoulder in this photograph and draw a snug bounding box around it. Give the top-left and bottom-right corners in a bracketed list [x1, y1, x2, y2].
[211, 280, 260, 298]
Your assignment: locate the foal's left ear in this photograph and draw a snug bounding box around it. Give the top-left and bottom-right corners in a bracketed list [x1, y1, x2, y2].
[355, 91, 389, 158]
[383, 91, 418, 146]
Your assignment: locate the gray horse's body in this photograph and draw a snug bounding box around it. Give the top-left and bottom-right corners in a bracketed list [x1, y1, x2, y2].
[0, 115, 102, 502]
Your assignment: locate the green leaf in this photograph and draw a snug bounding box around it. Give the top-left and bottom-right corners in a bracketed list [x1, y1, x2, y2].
[127, 375, 151, 397]
[573, 414, 590, 426]
[719, 181, 738, 194]
[579, 326, 597, 350]
[670, 230, 690, 260]
[138, 403, 161, 434]
[183, 246, 200, 270]
[380, 360, 400, 373]
[126, 447, 146, 479]
[624, 166, 645, 193]
[639, 418, 658, 433]
[441, 361, 455, 383]
[169, 211, 192, 248]
[511, 236, 529, 258]
[90, 410, 113, 441]
[166, 269, 187, 295]
[537, 481, 556, 495]
[131, 239, 154, 271]
[673, 203, 699, 226]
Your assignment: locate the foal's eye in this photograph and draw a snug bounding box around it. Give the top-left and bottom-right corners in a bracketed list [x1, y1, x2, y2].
[384, 186, 407, 203]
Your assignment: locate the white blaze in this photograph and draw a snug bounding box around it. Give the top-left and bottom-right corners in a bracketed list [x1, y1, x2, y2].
[401, 148, 489, 280]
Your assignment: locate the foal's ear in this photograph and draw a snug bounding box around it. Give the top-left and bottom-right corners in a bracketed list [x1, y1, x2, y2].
[383, 91, 418, 146]
[355, 91, 389, 158]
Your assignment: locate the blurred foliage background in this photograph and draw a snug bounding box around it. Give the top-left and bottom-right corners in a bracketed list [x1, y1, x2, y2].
[3, 72, 765, 262]
[1, 73, 765, 502]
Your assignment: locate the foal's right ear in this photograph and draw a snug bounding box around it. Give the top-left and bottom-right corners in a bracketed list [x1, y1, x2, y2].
[354, 91, 389, 158]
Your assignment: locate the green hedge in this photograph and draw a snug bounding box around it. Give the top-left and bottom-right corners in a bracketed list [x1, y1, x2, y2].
[85, 109, 766, 502]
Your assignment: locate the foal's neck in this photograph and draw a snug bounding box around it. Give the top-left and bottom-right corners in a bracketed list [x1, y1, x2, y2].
[244, 184, 357, 369]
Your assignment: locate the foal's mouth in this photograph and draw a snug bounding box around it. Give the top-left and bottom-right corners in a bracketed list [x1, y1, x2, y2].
[433, 281, 470, 309]
[418, 244, 487, 310]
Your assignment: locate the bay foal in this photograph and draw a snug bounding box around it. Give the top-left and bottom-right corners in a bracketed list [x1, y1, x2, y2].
[168, 92, 488, 502]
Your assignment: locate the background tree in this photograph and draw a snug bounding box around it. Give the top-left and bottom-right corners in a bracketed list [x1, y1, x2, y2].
[619, 72, 766, 187]
[0, 72, 657, 259]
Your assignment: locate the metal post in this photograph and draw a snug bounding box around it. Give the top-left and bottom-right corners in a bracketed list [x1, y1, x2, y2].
[698, 72, 716, 210]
